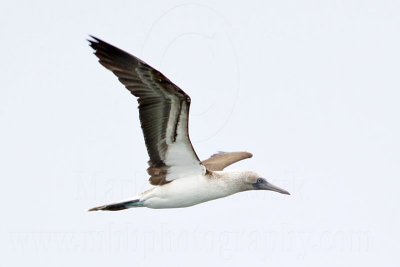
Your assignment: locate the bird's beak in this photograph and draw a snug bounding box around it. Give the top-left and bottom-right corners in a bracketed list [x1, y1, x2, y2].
[262, 181, 290, 195]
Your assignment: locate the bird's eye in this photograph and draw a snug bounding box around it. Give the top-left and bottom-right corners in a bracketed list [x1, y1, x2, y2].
[257, 178, 263, 183]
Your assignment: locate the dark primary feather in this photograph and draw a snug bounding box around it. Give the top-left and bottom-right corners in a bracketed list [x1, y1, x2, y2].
[88, 36, 202, 185]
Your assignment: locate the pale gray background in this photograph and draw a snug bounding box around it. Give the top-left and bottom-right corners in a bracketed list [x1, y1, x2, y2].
[1, 1, 399, 266]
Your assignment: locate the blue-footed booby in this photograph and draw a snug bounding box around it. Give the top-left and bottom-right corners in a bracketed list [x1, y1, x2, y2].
[88, 36, 290, 211]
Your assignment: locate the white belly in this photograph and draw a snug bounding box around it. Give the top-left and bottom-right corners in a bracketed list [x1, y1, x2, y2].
[141, 175, 230, 209]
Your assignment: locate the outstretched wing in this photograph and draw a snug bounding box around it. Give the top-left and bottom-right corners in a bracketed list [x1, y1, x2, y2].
[202, 151, 253, 171]
[89, 36, 205, 185]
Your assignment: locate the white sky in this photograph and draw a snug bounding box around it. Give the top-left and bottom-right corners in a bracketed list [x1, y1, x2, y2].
[1, 1, 399, 266]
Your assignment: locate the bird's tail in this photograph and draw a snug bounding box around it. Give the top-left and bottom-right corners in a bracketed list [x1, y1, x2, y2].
[88, 199, 143, 211]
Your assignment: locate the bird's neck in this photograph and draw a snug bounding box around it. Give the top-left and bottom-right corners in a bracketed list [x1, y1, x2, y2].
[209, 171, 248, 195]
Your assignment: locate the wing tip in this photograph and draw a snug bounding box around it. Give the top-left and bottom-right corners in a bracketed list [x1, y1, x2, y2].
[245, 152, 253, 158]
[87, 35, 114, 52]
[210, 151, 253, 158]
[87, 35, 98, 46]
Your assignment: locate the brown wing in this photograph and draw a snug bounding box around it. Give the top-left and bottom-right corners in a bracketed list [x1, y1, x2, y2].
[202, 151, 253, 171]
[89, 36, 205, 185]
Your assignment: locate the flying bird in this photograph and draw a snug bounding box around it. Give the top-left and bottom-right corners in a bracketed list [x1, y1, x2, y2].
[88, 36, 290, 211]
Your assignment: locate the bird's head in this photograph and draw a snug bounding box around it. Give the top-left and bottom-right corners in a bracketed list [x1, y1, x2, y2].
[240, 171, 290, 195]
